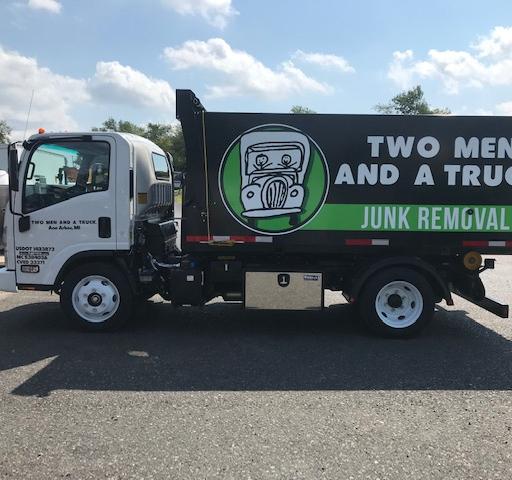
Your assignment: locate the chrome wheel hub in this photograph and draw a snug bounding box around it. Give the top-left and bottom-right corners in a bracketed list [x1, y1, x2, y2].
[375, 280, 423, 329]
[72, 275, 120, 323]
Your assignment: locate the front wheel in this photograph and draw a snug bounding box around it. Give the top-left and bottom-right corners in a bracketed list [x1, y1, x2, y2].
[358, 267, 435, 338]
[60, 263, 134, 331]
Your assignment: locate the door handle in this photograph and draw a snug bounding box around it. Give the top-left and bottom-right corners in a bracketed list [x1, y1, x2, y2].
[98, 217, 111, 238]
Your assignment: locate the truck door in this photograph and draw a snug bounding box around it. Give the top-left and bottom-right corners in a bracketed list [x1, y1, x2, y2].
[13, 137, 117, 287]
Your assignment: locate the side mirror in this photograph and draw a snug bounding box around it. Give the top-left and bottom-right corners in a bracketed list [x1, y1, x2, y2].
[8, 145, 19, 192]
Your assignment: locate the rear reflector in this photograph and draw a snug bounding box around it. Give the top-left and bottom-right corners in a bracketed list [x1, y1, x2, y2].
[463, 240, 512, 248]
[186, 235, 273, 244]
[346, 239, 390, 246]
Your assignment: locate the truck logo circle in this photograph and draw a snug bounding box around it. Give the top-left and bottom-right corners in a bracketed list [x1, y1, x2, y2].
[219, 124, 329, 235]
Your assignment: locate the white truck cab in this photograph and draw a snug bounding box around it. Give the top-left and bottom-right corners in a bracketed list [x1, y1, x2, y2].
[0, 132, 176, 328]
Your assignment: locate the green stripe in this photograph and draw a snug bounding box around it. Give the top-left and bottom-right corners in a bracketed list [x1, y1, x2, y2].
[303, 204, 512, 232]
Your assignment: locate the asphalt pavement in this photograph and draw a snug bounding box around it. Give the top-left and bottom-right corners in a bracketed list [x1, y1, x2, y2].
[0, 257, 511, 479]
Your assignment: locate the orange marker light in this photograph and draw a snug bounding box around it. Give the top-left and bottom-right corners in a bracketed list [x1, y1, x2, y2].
[38, 128, 46, 135]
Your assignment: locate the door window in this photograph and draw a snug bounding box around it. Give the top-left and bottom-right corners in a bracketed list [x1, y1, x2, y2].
[23, 141, 110, 213]
[151, 152, 170, 181]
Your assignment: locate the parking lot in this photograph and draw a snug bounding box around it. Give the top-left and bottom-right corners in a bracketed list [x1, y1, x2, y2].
[0, 257, 511, 479]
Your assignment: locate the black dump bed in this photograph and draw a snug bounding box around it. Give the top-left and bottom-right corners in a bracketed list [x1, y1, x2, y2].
[177, 89, 512, 256]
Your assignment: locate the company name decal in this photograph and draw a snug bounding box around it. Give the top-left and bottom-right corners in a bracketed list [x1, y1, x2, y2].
[334, 136, 512, 187]
[220, 126, 512, 235]
[306, 204, 512, 232]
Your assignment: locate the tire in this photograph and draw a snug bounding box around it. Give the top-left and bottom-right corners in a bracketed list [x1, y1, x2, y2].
[60, 262, 134, 332]
[358, 267, 434, 338]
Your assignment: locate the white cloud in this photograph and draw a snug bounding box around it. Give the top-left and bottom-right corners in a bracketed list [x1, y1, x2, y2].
[0, 45, 88, 137]
[293, 50, 355, 73]
[163, 38, 331, 99]
[387, 50, 438, 90]
[472, 26, 512, 59]
[473, 108, 495, 116]
[89, 61, 175, 111]
[496, 101, 512, 115]
[387, 26, 512, 94]
[0, 46, 176, 138]
[27, 0, 62, 14]
[162, 0, 237, 29]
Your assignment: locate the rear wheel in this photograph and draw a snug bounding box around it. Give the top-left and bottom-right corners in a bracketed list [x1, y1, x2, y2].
[60, 263, 134, 331]
[358, 267, 434, 337]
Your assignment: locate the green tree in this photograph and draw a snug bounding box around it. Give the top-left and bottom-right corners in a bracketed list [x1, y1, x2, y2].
[92, 118, 146, 136]
[168, 124, 186, 172]
[146, 122, 172, 153]
[97, 117, 117, 132]
[375, 85, 450, 115]
[118, 120, 146, 136]
[145, 122, 185, 171]
[290, 105, 317, 114]
[0, 121, 11, 143]
[92, 119, 186, 171]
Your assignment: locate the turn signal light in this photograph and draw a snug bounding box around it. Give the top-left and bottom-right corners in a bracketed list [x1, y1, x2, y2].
[463, 251, 482, 271]
[38, 128, 46, 135]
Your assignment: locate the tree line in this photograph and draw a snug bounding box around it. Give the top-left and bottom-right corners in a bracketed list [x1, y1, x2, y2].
[0, 86, 450, 170]
[0, 121, 11, 144]
[92, 119, 186, 171]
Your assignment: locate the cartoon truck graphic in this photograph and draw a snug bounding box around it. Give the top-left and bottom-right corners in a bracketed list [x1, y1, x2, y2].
[240, 130, 311, 218]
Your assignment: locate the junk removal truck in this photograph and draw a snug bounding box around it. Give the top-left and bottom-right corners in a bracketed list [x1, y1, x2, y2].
[0, 89, 510, 336]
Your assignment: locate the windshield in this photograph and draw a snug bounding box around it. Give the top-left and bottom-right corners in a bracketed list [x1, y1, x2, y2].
[23, 141, 110, 213]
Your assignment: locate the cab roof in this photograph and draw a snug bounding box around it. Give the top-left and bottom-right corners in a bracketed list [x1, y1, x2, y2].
[25, 131, 165, 155]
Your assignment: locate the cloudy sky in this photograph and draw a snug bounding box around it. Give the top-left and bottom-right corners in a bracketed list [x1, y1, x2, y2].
[1, 0, 512, 138]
